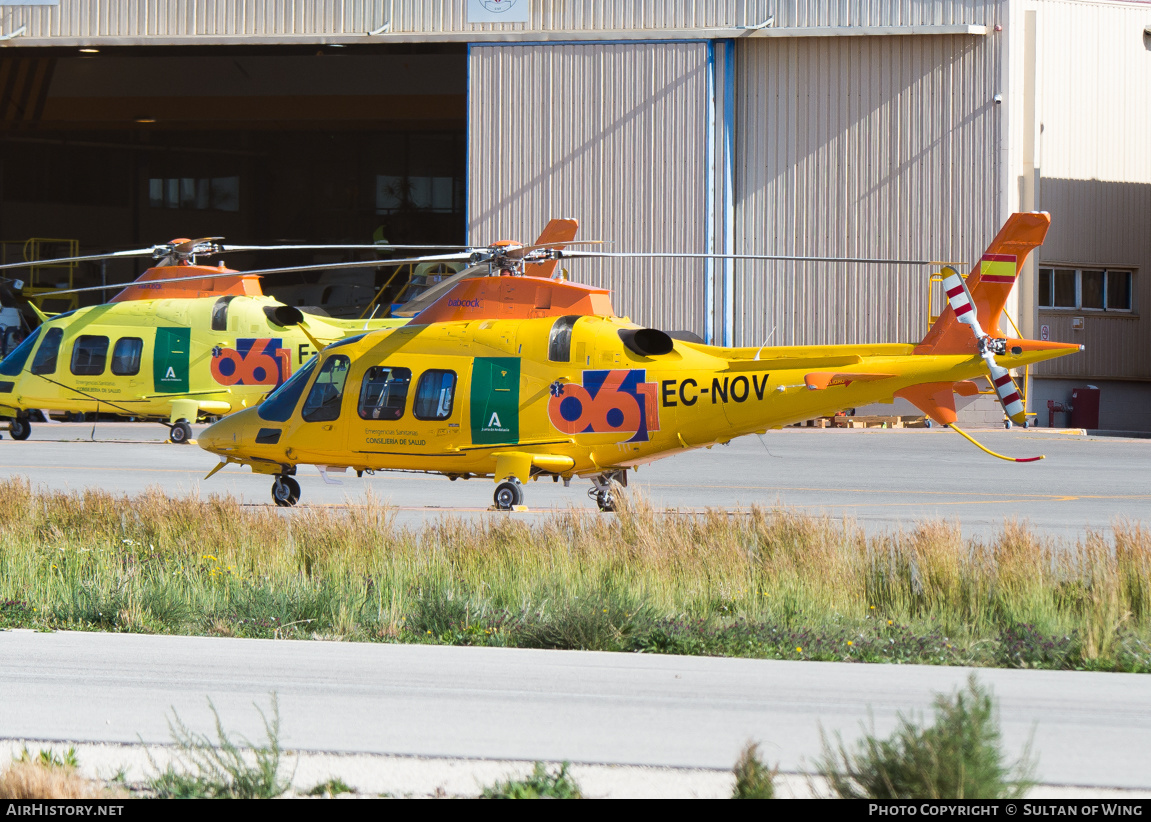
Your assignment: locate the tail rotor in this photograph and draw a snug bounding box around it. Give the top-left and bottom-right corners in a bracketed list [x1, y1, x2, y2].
[939, 266, 1026, 426]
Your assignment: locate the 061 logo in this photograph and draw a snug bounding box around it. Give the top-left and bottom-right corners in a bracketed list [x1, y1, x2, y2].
[547, 369, 660, 442]
[211, 338, 292, 387]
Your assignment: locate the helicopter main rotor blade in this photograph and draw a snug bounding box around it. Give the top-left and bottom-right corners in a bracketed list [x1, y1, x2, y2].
[502, 239, 607, 256]
[391, 265, 489, 317]
[222, 243, 478, 253]
[40, 252, 477, 297]
[236, 251, 475, 278]
[0, 247, 159, 272]
[560, 250, 966, 266]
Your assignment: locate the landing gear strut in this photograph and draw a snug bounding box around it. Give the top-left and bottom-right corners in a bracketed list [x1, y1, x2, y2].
[8, 416, 30, 441]
[169, 419, 193, 444]
[589, 470, 627, 513]
[272, 474, 301, 507]
[493, 478, 524, 510]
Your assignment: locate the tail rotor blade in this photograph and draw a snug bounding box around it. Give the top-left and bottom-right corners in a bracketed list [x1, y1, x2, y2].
[940, 266, 987, 339]
[987, 363, 1027, 425]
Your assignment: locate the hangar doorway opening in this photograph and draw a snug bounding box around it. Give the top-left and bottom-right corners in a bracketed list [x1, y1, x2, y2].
[0, 45, 467, 317]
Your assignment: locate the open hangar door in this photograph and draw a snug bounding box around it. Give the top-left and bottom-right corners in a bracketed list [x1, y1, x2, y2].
[467, 41, 713, 339]
[0, 45, 466, 317]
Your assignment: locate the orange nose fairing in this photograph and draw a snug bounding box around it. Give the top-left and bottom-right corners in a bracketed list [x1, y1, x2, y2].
[110, 264, 264, 302]
[412, 276, 615, 323]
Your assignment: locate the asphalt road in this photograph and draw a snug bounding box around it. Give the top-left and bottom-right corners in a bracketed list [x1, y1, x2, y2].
[1, 630, 1148, 789]
[0, 421, 1145, 542]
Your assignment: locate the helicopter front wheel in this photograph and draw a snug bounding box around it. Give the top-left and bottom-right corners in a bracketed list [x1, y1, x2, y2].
[272, 475, 301, 507]
[169, 420, 193, 444]
[8, 417, 30, 441]
[493, 479, 523, 510]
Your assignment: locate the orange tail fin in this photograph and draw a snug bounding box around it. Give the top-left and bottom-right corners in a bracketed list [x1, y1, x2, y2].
[915, 212, 1050, 355]
[524, 218, 578, 279]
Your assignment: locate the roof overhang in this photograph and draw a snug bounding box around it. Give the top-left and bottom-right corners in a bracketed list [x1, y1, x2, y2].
[2, 24, 991, 48]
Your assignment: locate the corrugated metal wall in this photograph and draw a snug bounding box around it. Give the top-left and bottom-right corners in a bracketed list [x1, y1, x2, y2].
[731, 29, 1002, 347]
[4, 0, 998, 41]
[467, 43, 711, 335]
[1029, 0, 1151, 380]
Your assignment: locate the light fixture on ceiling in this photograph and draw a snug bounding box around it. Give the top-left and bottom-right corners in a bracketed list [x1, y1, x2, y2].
[79, 47, 99, 53]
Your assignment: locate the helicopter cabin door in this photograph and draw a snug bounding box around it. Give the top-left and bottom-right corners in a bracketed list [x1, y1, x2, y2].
[346, 356, 465, 465]
[153, 328, 190, 394]
[469, 357, 519, 446]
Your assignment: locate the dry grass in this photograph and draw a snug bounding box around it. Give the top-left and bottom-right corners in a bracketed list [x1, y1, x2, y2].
[1, 477, 1149, 670]
[0, 761, 109, 800]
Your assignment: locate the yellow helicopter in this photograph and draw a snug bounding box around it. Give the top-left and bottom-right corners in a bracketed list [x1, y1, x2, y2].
[197, 212, 1082, 510]
[0, 223, 584, 443]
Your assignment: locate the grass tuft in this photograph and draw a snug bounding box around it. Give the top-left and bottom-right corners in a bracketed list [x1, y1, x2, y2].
[816, 675, 1035, 799]
[15, 747, 79, 771]
[148, 694, 291, 799]
[304, 777, 354, 797]
[0, 756, 107, 800]
[481, 762, 582, 799]
[731, 741, 776, 799]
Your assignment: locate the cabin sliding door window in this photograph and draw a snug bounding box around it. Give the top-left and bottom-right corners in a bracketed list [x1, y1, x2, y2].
[71, 335, 109, 376]
[301, 355, 351, 422]
[413, 370, 456, 420]
[359, 366, 412, 420]
[111, 338, 143, 376]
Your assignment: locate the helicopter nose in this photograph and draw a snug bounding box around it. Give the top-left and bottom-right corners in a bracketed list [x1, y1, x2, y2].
[198, 411, 246, 455]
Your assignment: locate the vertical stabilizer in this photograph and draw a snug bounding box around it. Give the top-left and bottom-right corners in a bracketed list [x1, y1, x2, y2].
[524, 218, 578, 279]
[915, 212, 1051, 355]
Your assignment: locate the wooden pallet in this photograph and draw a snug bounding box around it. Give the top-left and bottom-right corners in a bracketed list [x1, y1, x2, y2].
[792, 414, 927, 429]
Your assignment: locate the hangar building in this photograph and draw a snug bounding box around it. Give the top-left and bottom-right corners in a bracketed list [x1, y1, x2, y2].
[1, 0, 1148, 428]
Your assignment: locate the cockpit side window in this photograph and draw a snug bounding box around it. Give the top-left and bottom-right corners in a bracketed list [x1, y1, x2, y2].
[548, 315, 579, 362]
[31, 327, 63, 375]
[358, 366, 412, 420]
[301, 355, 351, 422]
[70, 335, 109, 376]
[0, 327, 41, 377]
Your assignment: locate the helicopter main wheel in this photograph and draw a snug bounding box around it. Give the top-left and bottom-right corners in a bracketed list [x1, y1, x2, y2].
[493, 479, 523, 510]
[8, 418, 30, 441]
[271, 475, 301, 508]
[169, 420, 193, 444]
[595, 489, 616, 513]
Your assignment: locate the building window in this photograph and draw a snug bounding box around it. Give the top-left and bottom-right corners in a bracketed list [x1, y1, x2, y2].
[148, 177, 240, 212]
[1039, 268, 1133, 312]
[375, 175, 461, 214]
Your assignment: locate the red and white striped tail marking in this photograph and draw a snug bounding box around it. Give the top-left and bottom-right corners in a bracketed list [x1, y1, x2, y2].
[979, 253, 1018, 284]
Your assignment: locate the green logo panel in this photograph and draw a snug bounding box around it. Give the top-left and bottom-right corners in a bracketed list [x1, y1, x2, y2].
[153, 327, 190, 394]
[470, 357, 519, 445]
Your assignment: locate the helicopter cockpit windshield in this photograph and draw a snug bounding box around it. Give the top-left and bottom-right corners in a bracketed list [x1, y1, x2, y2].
[257, 355, 317, 423]
[0, 326, 41, 377]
